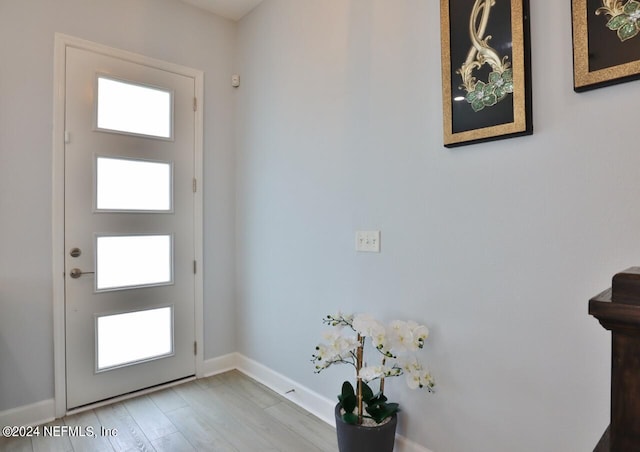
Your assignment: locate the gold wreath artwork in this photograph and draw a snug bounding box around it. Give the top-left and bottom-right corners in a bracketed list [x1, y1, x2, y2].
[457, 0, 513, 112]
[597, 0, 640, 42]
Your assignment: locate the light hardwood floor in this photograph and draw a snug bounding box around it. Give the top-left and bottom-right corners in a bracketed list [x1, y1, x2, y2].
[0, 371, 338, 451]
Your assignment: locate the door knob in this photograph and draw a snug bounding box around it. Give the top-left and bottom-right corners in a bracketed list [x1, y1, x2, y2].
[70, 268, 95, 279]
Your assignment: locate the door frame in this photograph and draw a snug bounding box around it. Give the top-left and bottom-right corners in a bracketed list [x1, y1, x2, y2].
[52, 33, 204, 417]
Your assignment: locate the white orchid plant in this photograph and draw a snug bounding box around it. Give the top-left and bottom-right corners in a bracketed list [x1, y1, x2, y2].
[312, 313, 435, 425]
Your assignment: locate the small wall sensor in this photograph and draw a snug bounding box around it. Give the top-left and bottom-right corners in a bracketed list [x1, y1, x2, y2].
[231, 74, 240, 88]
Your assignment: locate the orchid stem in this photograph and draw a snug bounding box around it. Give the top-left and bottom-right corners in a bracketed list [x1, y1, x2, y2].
[356, 334, 364, 425]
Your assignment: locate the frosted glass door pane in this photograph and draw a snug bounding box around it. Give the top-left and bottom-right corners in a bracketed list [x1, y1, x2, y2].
[97, 77, 172, 138]
[96, 157, 172, 211]
[97, 307, 173, 371]
[96, 235, 172, 291]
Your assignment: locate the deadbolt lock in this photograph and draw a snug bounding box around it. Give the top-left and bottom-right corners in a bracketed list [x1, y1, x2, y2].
[70, 247, 82, 258]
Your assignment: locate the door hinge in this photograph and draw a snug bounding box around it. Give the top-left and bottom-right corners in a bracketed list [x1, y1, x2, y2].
[193, 260, 197, 274]
[194, 341, 197, 355]
[193, 178, 197, 193]
[64, 131, 70, 144]
[193, 97, 197, 112]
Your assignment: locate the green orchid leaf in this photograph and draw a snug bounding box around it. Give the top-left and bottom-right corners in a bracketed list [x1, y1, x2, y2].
[341, 381, 355, 399]
[607, 14, 628, 30]
[618, 21, 639, 41]
[340, 395, 356, 413]
[339, 381, 357, 413]
[366, 402, 400, 424]
[374, 392, 388, 404]
[361, 381, 374, 402]
[364, 405, 383, 422]
[365, 392, 387, 408]
[342, 412, 358, 425]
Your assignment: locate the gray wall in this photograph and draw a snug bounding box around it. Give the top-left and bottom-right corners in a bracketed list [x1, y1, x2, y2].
[0, 0, 237, 410]
[235, 1, 627, 451]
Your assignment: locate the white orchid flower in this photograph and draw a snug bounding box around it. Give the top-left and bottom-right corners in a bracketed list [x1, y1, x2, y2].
[388, 320, 418, 352]
[372, 329, 389, 353]
[314, 344, 329, 362]
[313, 312, 435, 408]
[339, 336, 361, 355]
[359, 365, 385, 382]
[383, 366, 403, 377]
[410, 323, 429, 349]
[322, 329, 358, 356]
[405, 369, 435, 390]
[312, 344, 334, 370]
[353, 313, 385, 338]
[352, 314, 389, 352]
[399, 355, 424, 376]
[421, 371, 436, 391]
[406, 370, 422, 389]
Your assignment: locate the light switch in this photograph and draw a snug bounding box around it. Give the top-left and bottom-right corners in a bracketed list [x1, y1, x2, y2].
[355, 230, 381, 253]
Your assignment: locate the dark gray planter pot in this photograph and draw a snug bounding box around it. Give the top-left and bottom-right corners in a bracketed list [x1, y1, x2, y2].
[334, 404, 397, 452]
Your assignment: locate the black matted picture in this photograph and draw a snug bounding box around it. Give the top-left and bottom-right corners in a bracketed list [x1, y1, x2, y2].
[440, 0, 532, 147]
[572, 0, 640, 91]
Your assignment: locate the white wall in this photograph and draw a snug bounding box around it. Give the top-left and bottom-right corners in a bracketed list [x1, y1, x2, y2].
[235, 1, 630, 451]
[0, 0, 237, 411]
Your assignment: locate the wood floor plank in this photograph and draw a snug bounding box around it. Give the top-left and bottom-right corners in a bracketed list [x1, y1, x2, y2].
[122, 395, 177, 441]
[0, 435, 34, 452]
[147, 388, 187, 414]
[265, 401, 338, 452]
[195, 379, 326, 452]
[13, 370, 336, 452]
[205, 371, 281, 409]
[150, 431, 195, 452]
[63, 410, 114, 452]
[163, 406, 238, 452]
[32, 418, 73, 452]
[94, 402, 154, 452]
[174, 381, 276, 451]
[197, 373, 226, 388]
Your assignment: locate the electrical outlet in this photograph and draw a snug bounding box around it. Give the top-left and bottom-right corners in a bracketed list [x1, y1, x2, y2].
[355, 230, 381, 253]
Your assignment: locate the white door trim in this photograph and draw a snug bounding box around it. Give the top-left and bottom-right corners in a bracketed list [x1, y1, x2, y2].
[52, 33, 204, 418]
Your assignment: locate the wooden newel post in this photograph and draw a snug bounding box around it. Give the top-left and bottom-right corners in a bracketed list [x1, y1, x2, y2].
[589, 267, 640, 452]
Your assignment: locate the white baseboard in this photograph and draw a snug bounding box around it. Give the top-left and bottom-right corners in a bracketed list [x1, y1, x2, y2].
[201, 351, 242, 376]
[0, 399, 55, 428]
[203, 353, 433, 452]
[235, 354, 336, 426]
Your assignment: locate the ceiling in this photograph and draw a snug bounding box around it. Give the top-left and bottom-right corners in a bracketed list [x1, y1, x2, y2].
[179, 0, 264, 21]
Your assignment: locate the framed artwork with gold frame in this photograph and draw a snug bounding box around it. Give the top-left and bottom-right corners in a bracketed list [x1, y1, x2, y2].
[572, 0, 640, 91]
[440, 0, 532, 148]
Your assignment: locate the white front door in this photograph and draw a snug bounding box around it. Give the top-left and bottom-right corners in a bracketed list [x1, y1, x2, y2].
[64, 46, 197, 409]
